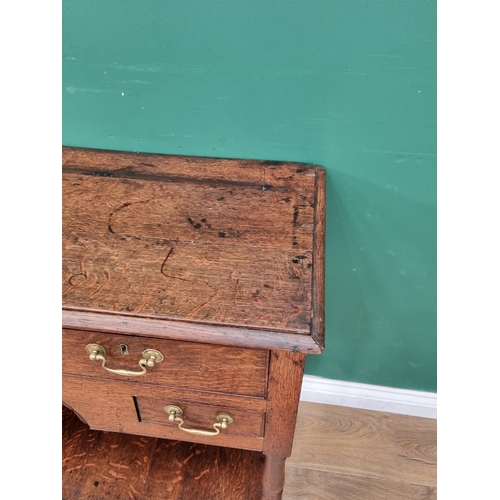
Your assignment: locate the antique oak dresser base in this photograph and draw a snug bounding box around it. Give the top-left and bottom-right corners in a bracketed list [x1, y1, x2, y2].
[62, 147, 326, 499]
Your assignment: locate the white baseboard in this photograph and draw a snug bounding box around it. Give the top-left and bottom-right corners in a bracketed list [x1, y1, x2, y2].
[300, 375, 437, 419]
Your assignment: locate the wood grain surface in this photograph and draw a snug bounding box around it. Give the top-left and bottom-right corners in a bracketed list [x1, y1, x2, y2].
[62, 170, 315, 249]
[62, 310, 323, 353]
[262, 351, 307, 499]
[392, 413, 437, 487]
[62, 146, 326, 350]
[287, 402, 400, 480]
[62, 405, 264, 500]
[62, 232, 313, 333]
[311, 167, 326, 350]
[263, 351, 306, 458]
[282, 467, 437, 500]
[284, 401, 437, 499]
[63, 328, 269, 397]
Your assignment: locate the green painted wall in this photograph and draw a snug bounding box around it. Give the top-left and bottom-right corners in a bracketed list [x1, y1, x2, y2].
[63, 0, 436, 392]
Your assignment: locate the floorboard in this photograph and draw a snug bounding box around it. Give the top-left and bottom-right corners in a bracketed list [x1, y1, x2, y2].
[282, 467, 437, 500]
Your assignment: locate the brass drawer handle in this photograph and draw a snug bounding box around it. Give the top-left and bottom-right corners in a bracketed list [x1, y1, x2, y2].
[164, 405, 234, 437]
[85, 343, 164, 377]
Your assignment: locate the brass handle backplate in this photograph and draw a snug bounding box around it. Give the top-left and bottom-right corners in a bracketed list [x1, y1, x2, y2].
[164, 405, 234, 437]
[85, 343, 164, 377]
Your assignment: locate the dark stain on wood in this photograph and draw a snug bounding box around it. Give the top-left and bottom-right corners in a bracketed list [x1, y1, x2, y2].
[64, 164, 279, 192]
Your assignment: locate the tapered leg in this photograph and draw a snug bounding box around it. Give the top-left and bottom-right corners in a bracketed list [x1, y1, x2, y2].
[261, 351, 306, 499]
[262, 455, 286, 499]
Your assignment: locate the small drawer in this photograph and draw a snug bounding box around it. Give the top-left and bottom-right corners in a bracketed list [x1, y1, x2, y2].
[136, 396, 264, 438]
[62, 328, 269, 398]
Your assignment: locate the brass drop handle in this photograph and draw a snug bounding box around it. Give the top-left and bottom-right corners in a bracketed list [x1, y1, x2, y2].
[164, 405, 234, 437]
[85, 343, 164, 377]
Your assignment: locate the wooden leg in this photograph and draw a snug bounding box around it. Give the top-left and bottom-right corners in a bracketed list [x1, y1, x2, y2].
[262, 351, 306, 499]
[262, 455, 286, 499]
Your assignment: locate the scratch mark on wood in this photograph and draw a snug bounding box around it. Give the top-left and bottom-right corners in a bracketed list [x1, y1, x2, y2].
[69, 272, 87, 286]
[108, 202, 132, 233]
[189, 287, 219, 317]
[133, 289, 155, 314]
[108, 200, 151, 234]
[160, 248, 174, 277]
[162, 274, 193, 282]
[89, 269, 110, 298]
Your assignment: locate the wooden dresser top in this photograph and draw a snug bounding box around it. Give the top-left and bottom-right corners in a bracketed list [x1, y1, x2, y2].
[62, 147, 325, 353]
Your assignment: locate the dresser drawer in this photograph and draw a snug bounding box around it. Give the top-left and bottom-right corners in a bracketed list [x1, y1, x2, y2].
[136, 396, 264, 438]
[62, 329, 269, 398]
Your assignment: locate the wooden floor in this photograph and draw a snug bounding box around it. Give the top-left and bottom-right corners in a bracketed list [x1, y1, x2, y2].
[283, 402, 436, 500]
[63, 401, 436, 500]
